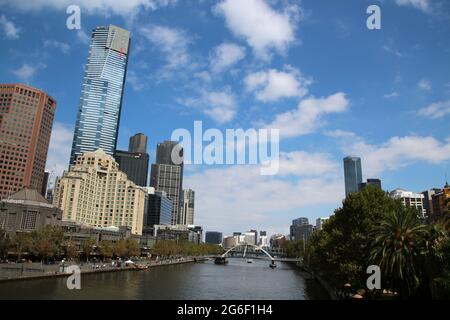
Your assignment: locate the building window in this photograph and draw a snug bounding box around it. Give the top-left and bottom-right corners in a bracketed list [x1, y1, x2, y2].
[22, 210, 38, 230]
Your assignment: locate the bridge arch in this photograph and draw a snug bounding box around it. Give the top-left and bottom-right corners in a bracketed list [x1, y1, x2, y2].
[222, 244, 274, 261]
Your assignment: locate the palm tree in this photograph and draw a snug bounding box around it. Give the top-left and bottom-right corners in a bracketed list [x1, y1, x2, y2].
[370, 208, 428, 297]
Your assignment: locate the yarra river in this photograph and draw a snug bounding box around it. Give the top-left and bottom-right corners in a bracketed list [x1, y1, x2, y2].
[0, 259, 329, 299]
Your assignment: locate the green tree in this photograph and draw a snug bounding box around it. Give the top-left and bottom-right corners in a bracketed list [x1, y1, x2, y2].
[114, 239, 127, 259]
[11, 232, 32, 261]
[99, 241, 114, 261]
[286, 240, 305, 258]
[31, 225, 65, 262]
[81, 238, 96, 262]
[306, 186, 402, 288]
[370, 207, 428, 297]
[125, 238, 140, 258]
[0, 228, 11, 260]
[64, 240, 79, 260]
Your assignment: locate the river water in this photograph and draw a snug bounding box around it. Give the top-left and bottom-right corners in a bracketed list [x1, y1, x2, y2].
[0, 259, 328, 299]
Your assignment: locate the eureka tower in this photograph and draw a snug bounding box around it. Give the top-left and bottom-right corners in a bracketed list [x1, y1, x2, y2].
[70, 25, 130, 164]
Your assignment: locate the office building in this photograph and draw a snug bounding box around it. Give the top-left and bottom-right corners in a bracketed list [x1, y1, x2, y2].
[223, 236, 237, 249]
[70, 25, 131, 164]
[292, 217, 309, 226]
[316, 217, 330, 231]
[180, 189, 195, 225]
[41, 171, 50, 197]
[360, 178, 382, 190]
[0, 188, 62, 234]
[429, 183, 450, 223]
[259, 231, 268, 247]
[129, 133, 148, 154]
[422, 188, 442, 222]
[0, 84, 57, 198]
[205, 231, 223, 245]
[290, 223, 313, 242]
[242, 231, 256, 245]
[144, 187, 172, 228]
[150, 141, 183, 225]
[270, 234, 286, 248]
[153, 224, 202, 244]
[389, 188, 427, 219]
[114, 134, 149, 187]
[53, 149, 146, 235]
[344, 156, 363, 197]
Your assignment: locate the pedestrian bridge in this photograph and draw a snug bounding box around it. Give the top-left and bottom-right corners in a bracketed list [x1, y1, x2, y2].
[221, 244, 302, 262]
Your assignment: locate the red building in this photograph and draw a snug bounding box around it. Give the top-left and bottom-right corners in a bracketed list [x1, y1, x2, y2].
[0, 84, 56, 198]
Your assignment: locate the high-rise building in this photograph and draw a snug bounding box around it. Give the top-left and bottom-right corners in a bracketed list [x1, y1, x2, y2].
[292, 217, 309, 226]
[428, 183, 450, 223]
[41, 171, 50, 197]
[223, 236, 237, 249]
[344, 156, 363, 197]
[129, 133, 148, 154]
[315, 217, 329, 231]
[70, 25, 131, 164]
[389, 188, 427, 219]
[360, 178, 382, 190]
[0, 84, 57, 198]
[150, 141, 183, 225]
[259, 231, 268, 247]
[144, 187, 172, 228]
[114, 134, 149, 187]
[180, 189, 195, 225]
[422, 188, 442, 221]
[205, 231, 223, 245]
[53, 149, 146, 235]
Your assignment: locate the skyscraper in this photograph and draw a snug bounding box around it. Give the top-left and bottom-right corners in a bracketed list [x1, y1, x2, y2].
[114, 133, 149, 187]
[129, 133, 148, 154]
[144, 188, 173, 228]
[70, 25, 131, 164]
[150, 141, 183, 225]
[343, 156, 363, 197]
[180, 189, 195, 225]
[205, 232, 223, 245]
[0, 84, 57, 198]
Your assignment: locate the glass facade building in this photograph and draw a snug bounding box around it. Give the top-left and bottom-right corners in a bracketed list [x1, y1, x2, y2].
[150, 141, 183, 225]
[343, 156, 363, 197]
[70, 25, 131, 164]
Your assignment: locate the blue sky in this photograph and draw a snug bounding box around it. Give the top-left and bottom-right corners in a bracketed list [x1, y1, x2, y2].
[1, 0, 450, 237]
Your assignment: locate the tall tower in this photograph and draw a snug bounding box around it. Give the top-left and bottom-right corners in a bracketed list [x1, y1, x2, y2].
[0, 84, 56, 198]
[180, 189, 195, 225]
[150, 141, 183, 225]
[343, 156, 363, 197]
[70, 25, 131, 164]
[129, 133, 147, 154]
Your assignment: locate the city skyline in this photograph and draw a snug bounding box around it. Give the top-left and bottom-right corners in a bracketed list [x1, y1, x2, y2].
[1, 0, 450, 236]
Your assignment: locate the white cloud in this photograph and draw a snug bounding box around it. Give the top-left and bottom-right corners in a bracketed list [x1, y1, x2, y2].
[244, 66, 311, 102]
[140, 24, 191, 70]
[46, 122, 73, 178]
[264, 92, 350, 138]
[418, 100, 450, 119]
[127, 70, 145, 91]
[214, 0, 301, 59]
[383, 45, 403, 57]
[44, 39, 70, 54]
[418, 79, 431, 91]
[332, 132, 450, 177]
[324, 129, 357, 139]
[177, 89, 237, 124]
[395, 0, 432, 13]
[76, 29, 90, 44]
[185, 153, 343, 235]
[11, 63, 46, 82]
[0, 14, 20, 39]
[384, 92, 399, 99]
[0, 0, 177, 16]
[210, 42, 246, 73]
